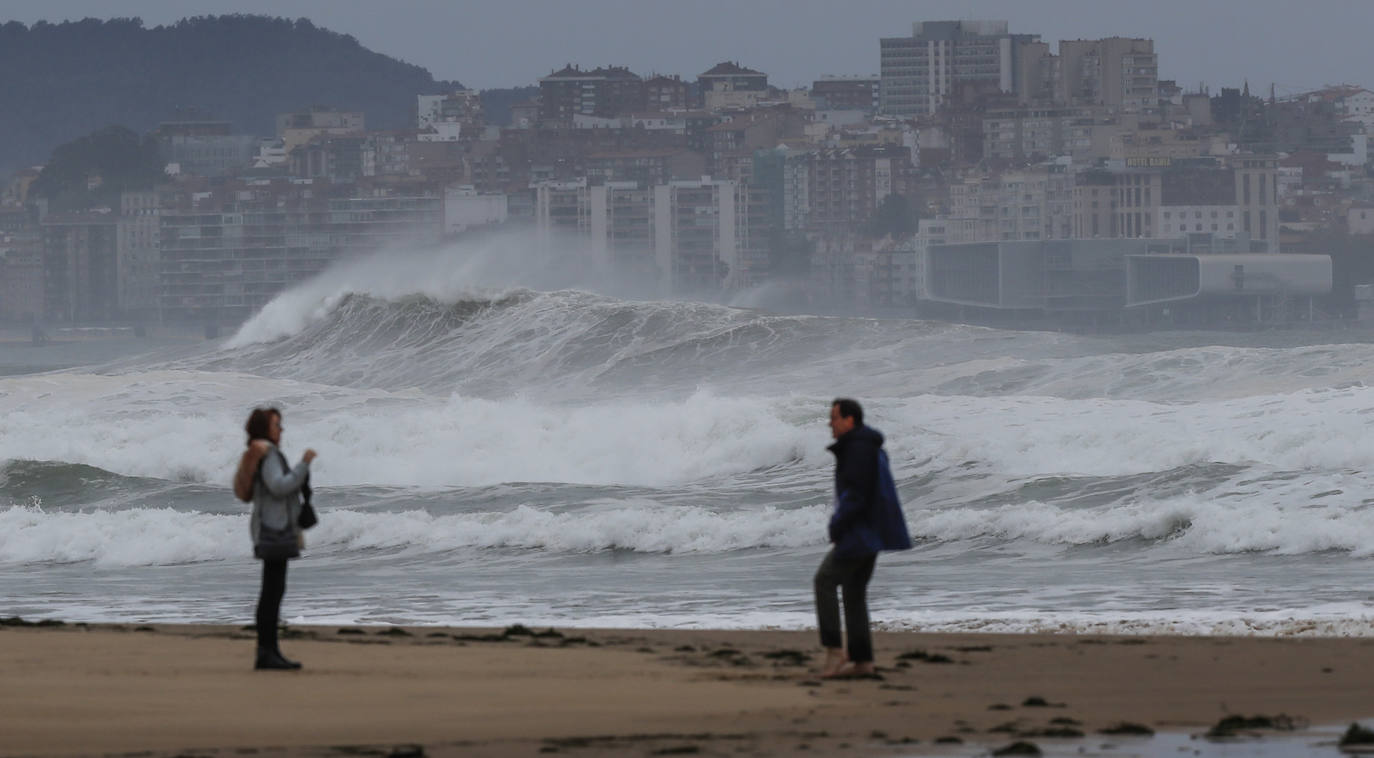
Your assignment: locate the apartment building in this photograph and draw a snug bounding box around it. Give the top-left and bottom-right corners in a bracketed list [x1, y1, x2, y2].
[644, 75, 691, 111]
[590, 181, 658, 281]
[1058, 38, 1158, 112]
[982, 106, 1088, 162]
[584, 149, 705, 187]
[41, 211, 118, 323]
[812, 76, 880, 112]
[806, 145, 916, 233]
[538, 65, 645, 125]
[276, 107, 365, 138]
[1160, 155, 1280, 251]
[0, 230, 43, 322]
[117, 190, 161, 320]
[1066, 156, 1279, 250]
[948, 165, 1075, 243]
[159, 181, 441, 323]
[417, 91, 484, 133]
[880, 21, 1037, 117]
[534, 177, 747, 293]
[697, 62, 769, 108]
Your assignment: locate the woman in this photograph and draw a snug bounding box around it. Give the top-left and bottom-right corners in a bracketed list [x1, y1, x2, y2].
[235, 406, 317, 671]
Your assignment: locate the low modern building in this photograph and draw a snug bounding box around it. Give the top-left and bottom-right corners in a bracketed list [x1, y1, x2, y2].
[1125, 253, 1332, 325]
[922, 238, 1332, 327]
[924, 238, 1160, 319]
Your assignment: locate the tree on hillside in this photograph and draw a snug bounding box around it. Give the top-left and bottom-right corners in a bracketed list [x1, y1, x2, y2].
[29, 126, 164, 211]
[0, 16, 458, 177]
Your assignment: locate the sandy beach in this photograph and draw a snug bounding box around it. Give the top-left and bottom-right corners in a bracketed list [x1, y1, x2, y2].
[2, 622, 1372, 757]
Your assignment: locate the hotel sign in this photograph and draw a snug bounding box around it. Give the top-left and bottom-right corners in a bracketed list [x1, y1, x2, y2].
[1125, 156, 1173, 168]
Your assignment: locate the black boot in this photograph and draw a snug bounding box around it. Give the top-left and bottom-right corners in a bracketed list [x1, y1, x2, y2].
[275, 649, 303, 669]
[254, 647, 301, 670]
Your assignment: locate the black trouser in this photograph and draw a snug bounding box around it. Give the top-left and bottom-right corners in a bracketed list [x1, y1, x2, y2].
[813, 548, 878, 664]
[256, 558, 288, 652]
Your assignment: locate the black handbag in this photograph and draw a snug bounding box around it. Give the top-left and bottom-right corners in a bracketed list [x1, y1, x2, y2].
[297, 504, 318, 530]
[297, 472, 317, 529]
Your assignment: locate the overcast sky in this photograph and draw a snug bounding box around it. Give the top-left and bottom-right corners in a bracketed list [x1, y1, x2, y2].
[5, 0, 1371, 95]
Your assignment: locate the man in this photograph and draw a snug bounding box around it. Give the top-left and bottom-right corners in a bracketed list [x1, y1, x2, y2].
[815, 398, 912, 678]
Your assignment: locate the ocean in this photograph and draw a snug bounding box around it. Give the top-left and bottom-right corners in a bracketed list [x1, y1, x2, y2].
[3, 245, 1374, 636]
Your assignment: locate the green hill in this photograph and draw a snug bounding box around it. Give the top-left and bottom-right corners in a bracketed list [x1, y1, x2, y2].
[0, 15, 463, 176]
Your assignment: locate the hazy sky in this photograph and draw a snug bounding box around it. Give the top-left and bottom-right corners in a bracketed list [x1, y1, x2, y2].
[5, 0, 1372, 95]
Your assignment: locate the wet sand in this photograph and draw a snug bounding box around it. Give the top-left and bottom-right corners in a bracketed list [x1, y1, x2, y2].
[1, 621, 1372, 757]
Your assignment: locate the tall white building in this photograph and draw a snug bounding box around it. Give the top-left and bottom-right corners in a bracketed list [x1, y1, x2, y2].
[880, 20, 1030, 117]
[534, 178, 746, 294]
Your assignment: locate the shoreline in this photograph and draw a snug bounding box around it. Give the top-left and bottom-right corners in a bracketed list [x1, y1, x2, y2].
[2, 621, 1372, 757]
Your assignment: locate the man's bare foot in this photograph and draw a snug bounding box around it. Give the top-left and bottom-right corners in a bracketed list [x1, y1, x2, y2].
[819, 647, 848, 677]
[822, 661, 878, 679]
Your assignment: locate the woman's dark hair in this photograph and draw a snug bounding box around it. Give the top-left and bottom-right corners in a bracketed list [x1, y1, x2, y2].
[832, 398, 863, 426]
[245, 407, 281, 445]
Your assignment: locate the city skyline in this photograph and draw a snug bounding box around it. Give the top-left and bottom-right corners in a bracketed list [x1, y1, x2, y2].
[4, 0, 1372, 95]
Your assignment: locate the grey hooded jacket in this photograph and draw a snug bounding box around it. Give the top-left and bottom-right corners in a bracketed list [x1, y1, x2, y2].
[249, 443, 311, 551]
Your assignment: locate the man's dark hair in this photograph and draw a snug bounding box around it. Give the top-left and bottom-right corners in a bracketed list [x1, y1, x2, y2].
[832, 398, 863, 426]
[244, 406, 281, 445]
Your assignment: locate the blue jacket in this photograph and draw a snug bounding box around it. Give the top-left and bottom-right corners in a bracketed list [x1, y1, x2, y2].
[827, 424, 913, 557]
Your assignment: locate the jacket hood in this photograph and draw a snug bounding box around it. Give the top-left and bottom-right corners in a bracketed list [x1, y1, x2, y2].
[829, 423, 884, 453]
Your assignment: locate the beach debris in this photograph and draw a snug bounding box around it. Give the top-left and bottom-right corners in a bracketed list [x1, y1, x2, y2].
[337, 627, 366, 635]
[0, 617, 65, 627]
[1020, 726, 1084, 738]
[1049, 717, 1082, 726]
[134, 626, 156, 632]
[992, 742, 1042, 756]
[1021, 696, 1065, 708]
[1205, 713, 1302, 738]
[1100, 722, 1154, 736]
[761, 649, 811, 666]
[674, 645, 696, 652]
[387, 746, 424, 758]
[499, 624, 562, 638]
[952, 645, 993, 652]
[650, 747, 699, 755]
[989, 703, 1013, 711]
[896, 649, 954, 664]
[376, 627, 411, 637]
[1340, 722, 1374, 748]
[989, 721, 1021, 734]
[934, 736, 963, 744]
